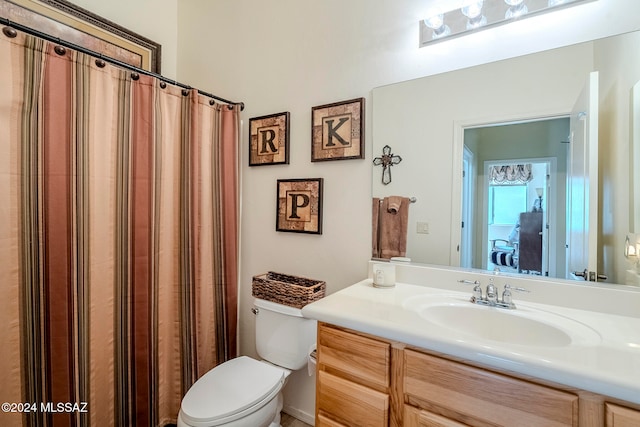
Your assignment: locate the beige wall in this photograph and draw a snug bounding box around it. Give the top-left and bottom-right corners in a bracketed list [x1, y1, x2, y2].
[58, 0, 640, 423]
[71, 0, 178, 79]
[173, 0, 640, 422]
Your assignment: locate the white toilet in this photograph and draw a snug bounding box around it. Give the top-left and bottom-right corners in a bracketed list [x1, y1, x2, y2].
[177, 298, 317, 427]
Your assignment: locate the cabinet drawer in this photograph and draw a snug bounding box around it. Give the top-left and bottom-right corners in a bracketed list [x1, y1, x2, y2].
[318, 370, 389, 427]
[404, 349, 578, 427]
[404, 404, 468, 427]
[606, 403, 640, 426]
[318, 323, 390, 389]
[316, 413, 348, 427]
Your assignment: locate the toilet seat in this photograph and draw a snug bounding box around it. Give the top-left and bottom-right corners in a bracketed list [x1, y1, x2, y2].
[179, 356, 286, 426]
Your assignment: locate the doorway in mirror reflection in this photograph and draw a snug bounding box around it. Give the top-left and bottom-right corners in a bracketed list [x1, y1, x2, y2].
[461, 118, 568, 277]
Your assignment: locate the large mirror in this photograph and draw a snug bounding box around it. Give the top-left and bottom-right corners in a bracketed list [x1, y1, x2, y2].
[633, 81, 640, 234]
[372, 30, 640, 285]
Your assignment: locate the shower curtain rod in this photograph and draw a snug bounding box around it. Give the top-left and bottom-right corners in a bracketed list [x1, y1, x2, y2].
[0, 17, 245, 111]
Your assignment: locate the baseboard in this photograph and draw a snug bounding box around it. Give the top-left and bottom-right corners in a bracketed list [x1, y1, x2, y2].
[283, 404, 315, 426]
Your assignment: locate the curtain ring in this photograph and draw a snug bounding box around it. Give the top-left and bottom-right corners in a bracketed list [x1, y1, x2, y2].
[209, 99, 215, 106]
[131, 72, 139, 81]
[227, 104, 234, 110]
[181, 89, 189, 96]
[54, 45, 66, 56]
[239, 102, 245, 111]
[2, 27, 17, 38]
[160, 81, 167, 89]
[95, 58, 106, 68]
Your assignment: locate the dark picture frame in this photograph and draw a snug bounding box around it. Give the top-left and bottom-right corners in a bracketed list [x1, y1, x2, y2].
[311, 97, 365, 162]
[276, 178, 323, 234]
[249, 112, 290, 166]
[0, 0, 161, 72]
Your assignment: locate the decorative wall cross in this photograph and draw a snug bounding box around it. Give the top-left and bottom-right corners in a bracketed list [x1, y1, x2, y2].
[373, 145, 402, 185]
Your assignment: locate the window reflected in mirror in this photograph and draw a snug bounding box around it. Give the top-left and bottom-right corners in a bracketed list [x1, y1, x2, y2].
[489, 185, 527, 225]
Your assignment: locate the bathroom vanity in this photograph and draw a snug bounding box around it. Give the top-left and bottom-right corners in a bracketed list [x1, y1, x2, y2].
[301, 263, 640, 427]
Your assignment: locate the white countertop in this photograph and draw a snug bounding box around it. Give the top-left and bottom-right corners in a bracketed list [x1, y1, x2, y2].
[302, 277, 640, 404]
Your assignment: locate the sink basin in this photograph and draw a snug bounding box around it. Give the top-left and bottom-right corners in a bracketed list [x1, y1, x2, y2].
[403, 295, 601, 347]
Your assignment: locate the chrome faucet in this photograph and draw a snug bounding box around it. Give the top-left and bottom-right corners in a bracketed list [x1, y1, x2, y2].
[458, 279, 529, 309]
[485, 279, 498, 305]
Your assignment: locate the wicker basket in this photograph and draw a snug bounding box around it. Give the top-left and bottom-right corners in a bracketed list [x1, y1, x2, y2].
[252, 271, 326, 309]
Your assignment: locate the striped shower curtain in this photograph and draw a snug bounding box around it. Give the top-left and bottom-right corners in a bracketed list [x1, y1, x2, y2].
[0, 31, 239, 427]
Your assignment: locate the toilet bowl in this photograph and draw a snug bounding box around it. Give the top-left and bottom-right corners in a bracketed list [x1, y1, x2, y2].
[176, 356, 289, 427]
[177, 298, 316, 427]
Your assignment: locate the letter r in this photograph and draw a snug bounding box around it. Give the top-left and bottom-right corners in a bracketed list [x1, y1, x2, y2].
[259, 128, 278, 154]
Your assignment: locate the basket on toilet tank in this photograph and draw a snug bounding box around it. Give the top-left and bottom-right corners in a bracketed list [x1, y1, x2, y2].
[252, 271, 325, 308]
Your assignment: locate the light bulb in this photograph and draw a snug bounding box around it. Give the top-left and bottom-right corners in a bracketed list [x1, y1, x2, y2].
[423, 13, 450, 39]
[505, 0, 528, 18]
[423, 13, 444, 30]
[461, 0, 484, 19]
[461, 0, 487, 29]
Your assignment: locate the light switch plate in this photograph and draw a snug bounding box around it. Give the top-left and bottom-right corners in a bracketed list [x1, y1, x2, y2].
[416, 222, 429, 234]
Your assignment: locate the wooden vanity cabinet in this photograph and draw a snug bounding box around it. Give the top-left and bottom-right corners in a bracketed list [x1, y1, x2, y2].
[314, 323, 640, 427]
[403, 405, 468, 427]
[605, 403, 640, 427]
[403, 349, 578, 427]
[315, 322, 391, 426]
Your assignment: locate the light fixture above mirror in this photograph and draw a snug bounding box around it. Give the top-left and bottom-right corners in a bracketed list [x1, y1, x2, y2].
[420, 0, 596, 47]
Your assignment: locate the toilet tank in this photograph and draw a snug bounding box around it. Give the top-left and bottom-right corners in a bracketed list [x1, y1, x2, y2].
[254, 298, 317, 370]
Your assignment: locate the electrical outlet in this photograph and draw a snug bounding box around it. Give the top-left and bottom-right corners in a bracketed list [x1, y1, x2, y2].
[416, 222, 429, 234]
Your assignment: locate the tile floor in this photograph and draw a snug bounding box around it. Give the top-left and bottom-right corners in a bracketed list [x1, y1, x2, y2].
[281, 412, 312, 427]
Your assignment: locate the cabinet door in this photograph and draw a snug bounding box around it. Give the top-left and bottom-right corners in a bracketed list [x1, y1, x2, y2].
[404, 405, 468, 427]
[606, 403, 640, 427]
[318, 323, 390, 390]
[404, 349, 578, 427]
[318, 370, 389, 427]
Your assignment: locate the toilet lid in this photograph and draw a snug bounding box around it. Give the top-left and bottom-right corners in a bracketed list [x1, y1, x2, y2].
[180, 356, 285, 425]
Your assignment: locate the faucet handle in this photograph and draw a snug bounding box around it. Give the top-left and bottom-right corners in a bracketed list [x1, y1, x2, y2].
[457, 279, 480, 285]
[500, 284, 530, 309]
[458, 279, 483, 302]
[501, 285, 514, 305]
[502, 284, 530, 295]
